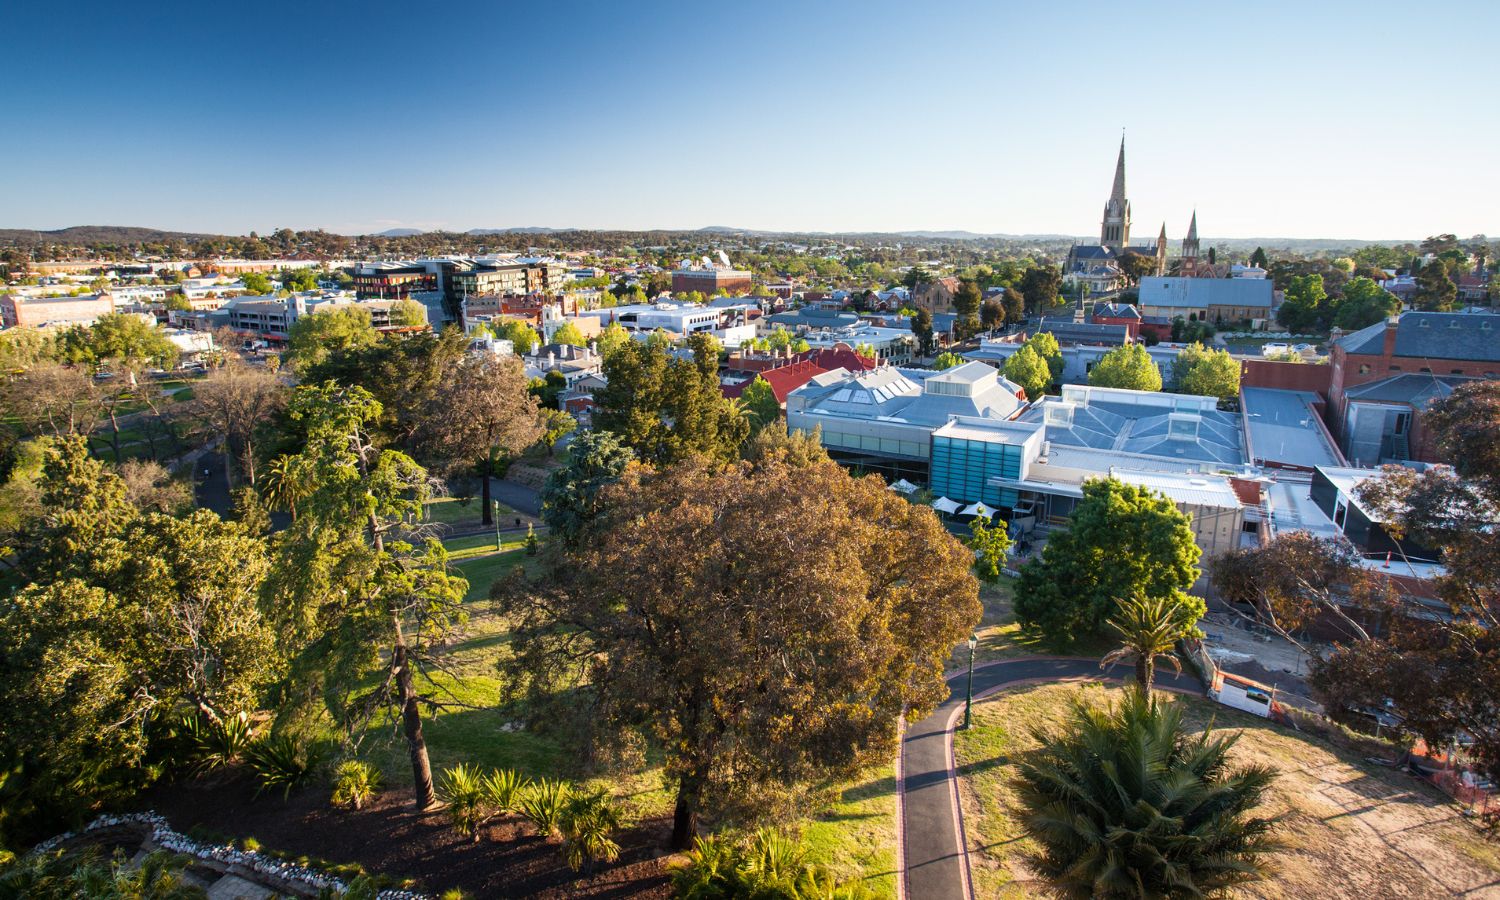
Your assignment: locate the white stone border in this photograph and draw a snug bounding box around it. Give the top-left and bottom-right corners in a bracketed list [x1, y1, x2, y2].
[32, 811, 428, 899]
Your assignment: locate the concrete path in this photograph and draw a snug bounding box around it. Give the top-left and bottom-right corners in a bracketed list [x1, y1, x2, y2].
[899, 657, 1202, 900]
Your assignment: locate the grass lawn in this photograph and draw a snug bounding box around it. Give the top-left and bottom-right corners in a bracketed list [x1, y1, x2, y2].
[422, 496, 513, 528]
[948, 577, 1113, 672]
[953, 683, 1500, 900]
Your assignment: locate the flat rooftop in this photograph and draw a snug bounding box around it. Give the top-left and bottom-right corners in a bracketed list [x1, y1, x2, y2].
[1241, 387, 1344, 469]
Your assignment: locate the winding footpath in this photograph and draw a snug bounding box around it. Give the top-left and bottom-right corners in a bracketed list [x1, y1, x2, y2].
[898, 657, 1202, 900]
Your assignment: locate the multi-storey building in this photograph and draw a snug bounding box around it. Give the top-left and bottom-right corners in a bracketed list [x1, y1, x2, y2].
[671, 265, 753, 296]
[1327, 312, 1500, 465]
[0, 292, 116, 328]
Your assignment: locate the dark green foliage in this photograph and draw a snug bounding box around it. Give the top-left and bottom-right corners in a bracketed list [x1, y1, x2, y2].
[1414, 259, 1458, 311]
[1015, 479, 1202, 642]
[244, 734, 321, 799]
[178, 712, 256, 773]
[1013, 691, 1279, 899]
[540, 430, 636, 548]
[0, 848, 206, 899]
[592, 340, 749, 466]
[1019, 264, 1061, 313]
[910, 308, 935, 357]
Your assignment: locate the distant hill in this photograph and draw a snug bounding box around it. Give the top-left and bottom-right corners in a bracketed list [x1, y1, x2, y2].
[0, 225, 218, 245]
[466, 227, 574, 236]
[375, 228, 424, 237]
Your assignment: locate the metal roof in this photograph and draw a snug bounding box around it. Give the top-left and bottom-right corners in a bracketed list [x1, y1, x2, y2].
[1138, 276, 1274, 309]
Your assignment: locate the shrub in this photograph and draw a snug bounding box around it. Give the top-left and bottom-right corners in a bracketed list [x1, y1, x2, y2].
[670, 829, 872, 899]
[179, 711, 255, 773]
[1013, 690, 1279, 897]
[438, 764, 490, 841]
[481, 768, 528, 815]
[330, 760, 383, 811]
[559, 790, 622, 874]
[519, 778, 571, 839]
[244, 734, 320, 799]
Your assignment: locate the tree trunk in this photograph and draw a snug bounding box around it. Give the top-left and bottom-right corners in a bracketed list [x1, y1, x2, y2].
[222, 447, 234, 496]
[1137, 656, 1154, 696]
[107, 406, 123, 464]
[670, 767, 706, 850]
[395, 638, 438, 810]
[480, 455, 493, 527]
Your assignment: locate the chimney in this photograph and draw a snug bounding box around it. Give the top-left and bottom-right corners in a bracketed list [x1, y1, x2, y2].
[1382, 314, 1399, 357]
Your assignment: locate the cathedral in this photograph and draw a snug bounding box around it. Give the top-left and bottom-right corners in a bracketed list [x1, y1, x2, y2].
[1063, 139, 1210, 289]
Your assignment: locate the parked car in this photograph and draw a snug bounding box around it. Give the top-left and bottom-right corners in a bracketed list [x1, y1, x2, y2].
[1261, 342, 1290, 357]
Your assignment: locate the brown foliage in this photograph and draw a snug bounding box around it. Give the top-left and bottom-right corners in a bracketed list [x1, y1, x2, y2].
[499, 454, 980, 844]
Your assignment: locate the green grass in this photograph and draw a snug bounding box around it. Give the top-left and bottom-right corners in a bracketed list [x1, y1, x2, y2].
[803, 765, 899, 898]
[423, 496, 515, 528]
[950, 577, 1113, 671]
[451, 546, 540, 601]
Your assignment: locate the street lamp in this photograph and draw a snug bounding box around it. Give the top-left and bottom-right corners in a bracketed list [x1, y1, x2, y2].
[493, 500, 502, 551]
[963, 633, 978, 731]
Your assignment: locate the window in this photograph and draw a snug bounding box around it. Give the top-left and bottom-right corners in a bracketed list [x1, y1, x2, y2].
[1420, 367, 1432, 373]
[1452, 369, 1465, 375]
[1388, 365, 1401, 372]
[1358, 364, 1371, 374]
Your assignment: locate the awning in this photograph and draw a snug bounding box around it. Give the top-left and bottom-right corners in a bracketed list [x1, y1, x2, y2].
[889, 478, 918, 494]
[960, 501, 996, 518]
[931, 497, 962, 514]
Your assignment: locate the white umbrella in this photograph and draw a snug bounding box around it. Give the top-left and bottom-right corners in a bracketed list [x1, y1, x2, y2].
[960, 501, 995, 518]
[931, 497, 962, 514]
[889, 478, 918, 494]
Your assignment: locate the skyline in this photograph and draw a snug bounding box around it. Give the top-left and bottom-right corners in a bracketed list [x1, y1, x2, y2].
[4, 0, 1497, 241]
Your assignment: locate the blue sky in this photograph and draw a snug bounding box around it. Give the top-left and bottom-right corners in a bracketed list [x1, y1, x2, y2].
[4, 0, 1495, 239]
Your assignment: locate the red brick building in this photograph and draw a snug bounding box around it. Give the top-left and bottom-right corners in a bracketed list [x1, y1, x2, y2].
[671, 267, 753, 296]
[1326, 313, 1499, 465]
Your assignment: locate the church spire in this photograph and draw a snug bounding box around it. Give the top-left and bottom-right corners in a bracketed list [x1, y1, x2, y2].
[1099, 135, 1132, 251]
[1111, 135, 1127, 203]
[1186, 209, 1198, 242]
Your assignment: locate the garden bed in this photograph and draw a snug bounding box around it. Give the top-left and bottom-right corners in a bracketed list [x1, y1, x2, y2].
[137, 772, 674, 898]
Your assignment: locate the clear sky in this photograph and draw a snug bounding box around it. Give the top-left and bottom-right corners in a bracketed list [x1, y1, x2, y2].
[4, 0, 1495, 240]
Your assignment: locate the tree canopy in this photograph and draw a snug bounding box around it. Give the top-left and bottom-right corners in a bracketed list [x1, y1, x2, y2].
[1171, 342, 1240, 400]
[285, 305, 378, 375]
[1015, 478, 1203, 642]
[1088, 343, 1162, 392]
[1004, 344, 1051, 401]
[500, 455, 980, 848]
[1331, 277, 1398, 330]
[593, 340, 749, 466]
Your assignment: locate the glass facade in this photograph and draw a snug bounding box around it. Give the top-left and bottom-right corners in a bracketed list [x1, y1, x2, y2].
[930, 435, 1022, 507]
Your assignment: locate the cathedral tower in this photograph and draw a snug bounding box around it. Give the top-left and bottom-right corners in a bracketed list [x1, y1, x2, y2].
[1099, 137, 1131, 251]
[1155, 222, 1168, 276]
[1181, 211, 1200, 276]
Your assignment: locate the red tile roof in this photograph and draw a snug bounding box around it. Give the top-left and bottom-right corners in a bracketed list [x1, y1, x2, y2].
[722, 359, 832, 405]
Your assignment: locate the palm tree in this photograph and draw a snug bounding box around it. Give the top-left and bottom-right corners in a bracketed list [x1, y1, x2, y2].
[1014, 691, 1279, 899]
[1100, 594, 1196, 695]
[259, 453, 309, 521]
[560, 790, 623, 874]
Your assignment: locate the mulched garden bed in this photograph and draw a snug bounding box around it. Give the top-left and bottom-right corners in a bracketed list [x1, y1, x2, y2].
[136, 772, 675, 899]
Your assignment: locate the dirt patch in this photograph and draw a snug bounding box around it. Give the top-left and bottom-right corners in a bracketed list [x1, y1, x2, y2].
[953, 683, 1500, 899]
[136, 772, 673, 899]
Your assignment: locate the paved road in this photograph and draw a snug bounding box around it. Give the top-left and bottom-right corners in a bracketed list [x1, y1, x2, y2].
[900, 657, 1202, 900]
[489, 478, 541, 517]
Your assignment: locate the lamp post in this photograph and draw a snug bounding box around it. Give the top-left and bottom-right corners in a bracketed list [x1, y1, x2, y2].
[963, 633, 978, 730]
[493, 500, 502, 551]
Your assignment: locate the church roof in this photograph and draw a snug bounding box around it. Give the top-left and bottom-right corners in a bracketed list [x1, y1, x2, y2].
[1186, 210, 1199, 241]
